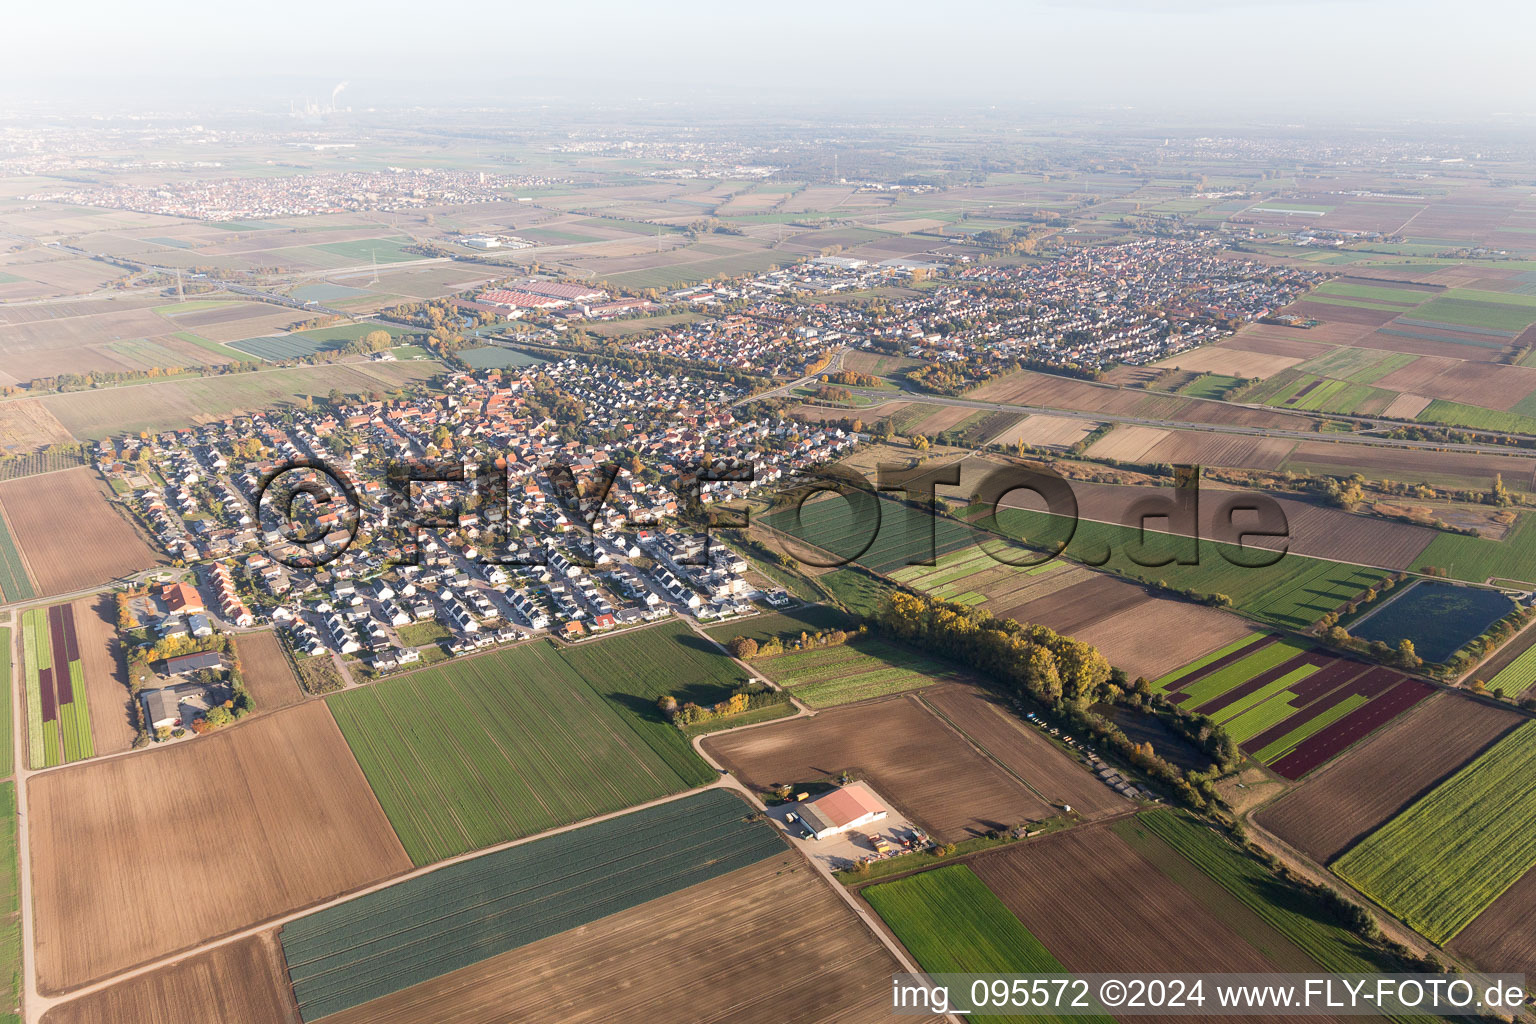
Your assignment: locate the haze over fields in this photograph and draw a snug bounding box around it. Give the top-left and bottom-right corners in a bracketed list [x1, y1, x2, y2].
[6, 5, 1536, 1024]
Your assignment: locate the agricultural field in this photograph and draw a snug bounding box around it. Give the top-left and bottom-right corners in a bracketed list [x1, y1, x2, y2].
[66, 596, 135, 757]
[921, 685, 1131, 820]
[18, 604, 94, 768]
[311, 854, 933, 1024]
[1348, 580, 1514, 663]
[40, 934, 298, 1024]
[748, 633, 970, 707]
[1333, 722, 1536, 943]
[865, 865, 1098, 1024]
[37, 360, 442, 440]
[1482, 632, 1536, 696]
[229, 322, 415, 362]
[0, 513, 30, 604]
[706, 691, 1093, 840]
[1152, 635, 1434, 779]
[0, 468, 162, 595]
[1129, 811, 1418, 981]
[0, 400, 76, 458]
[702, 603, 854, 646]
[1256, 693, 1520, 863]
[329, 632, 724, 866]
[280, 790, 782, 1022]
[232, 630, 303, 710]
[0, 782, 17, 1024]
[1413, 511, 1536, 586]
[28, 702, 411, 993]
[0, 446, 86, 482]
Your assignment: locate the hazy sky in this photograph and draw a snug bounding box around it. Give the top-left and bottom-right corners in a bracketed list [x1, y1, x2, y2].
[8, 0, 1534, 120]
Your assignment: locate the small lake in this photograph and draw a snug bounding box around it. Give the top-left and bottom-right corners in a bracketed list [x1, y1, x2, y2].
[1351, 580, 1514, 664]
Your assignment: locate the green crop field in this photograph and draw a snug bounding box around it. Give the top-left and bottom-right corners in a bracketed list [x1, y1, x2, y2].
[1251, 695, 1368, 763]
[280, 790, 783, 1022]
[0, 517, 32, 604]
[0, 782, 17, 1024]
[312, 236, 420, 264]
[768, 492, 1385, 630]
[1178, 373, 1245, 399]
[753, 634, 969, 707]
[818, 568, 893, 618]
[703, 604, 854, 646]
[559, 618, 746, 779]
[19, 606, 93, 770]
[1172, 638, 1301, 706]
[1415, 399, 1536, 434]
[328, 635, 722, 865]
[1413, 512, 1536, 586]
[986, 508, 1387, 630]
[1412, 295, 1536, 333]
[0, 630, 9, 777]
[1295, 348, 1416, 385]
[1487, 642, 1536, 695]
[1151, 634, 1266, 691]
[865, 865, 1109, 1024]
[1313, 282, 1433, 306]
[1333, 722, 1536, 943]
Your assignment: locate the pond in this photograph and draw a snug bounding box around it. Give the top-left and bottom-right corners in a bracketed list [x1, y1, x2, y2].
[1350, 580, 1514, 664]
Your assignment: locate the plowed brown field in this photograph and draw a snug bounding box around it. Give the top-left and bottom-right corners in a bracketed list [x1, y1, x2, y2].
[921, 685, 1130, 819]
[0, 468, 162, 595]
[29, 702, 411, 994]
[1450, 868, 1536, 979]
[705, 693, 1054, 839]
[1255, 692, 1520, 863]
[234, 631, 303, 710]
[71, 594, 135, 756]
[40, 934, 299, 1024]
[315, 856, 942, 1024]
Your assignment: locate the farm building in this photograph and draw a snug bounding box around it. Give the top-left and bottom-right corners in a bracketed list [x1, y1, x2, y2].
[798, 783, 888, 840]
[164, 651, 222, 676]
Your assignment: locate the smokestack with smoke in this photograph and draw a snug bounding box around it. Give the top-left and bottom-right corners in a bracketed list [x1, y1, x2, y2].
[330, 81, 349, 112]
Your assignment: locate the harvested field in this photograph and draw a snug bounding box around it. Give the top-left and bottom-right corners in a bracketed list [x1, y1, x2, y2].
[921, 684, 1130, 819]
[1256, 692, 1521, 863]
[968, 369, 1307, 431]
[40, 934, 299, 1024]
[233, 630, 303, 710]
[1451, 869, 1536, 979]
[990, 414, 1098, 449]
[1227, 327, 1334, 360]
[705, 693, 1056, 840]
[972, 827, 1326, 989]
[28, 702, 411, 993]
[0, 400, 75, 455]
[1070, 594, 1257, 681]
[1084, 425, 1169, 462]
[314, 855, 935, 1024]
[908, 404, 976, 436]
[1154, 344, 1304, 379]
[70, 595, 135, 757]
[0, 468, 162, 596]
[1058, 481, 1437, 570]
[1285, 441, 1536, 493]
[1382, 392, 1432, 418]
